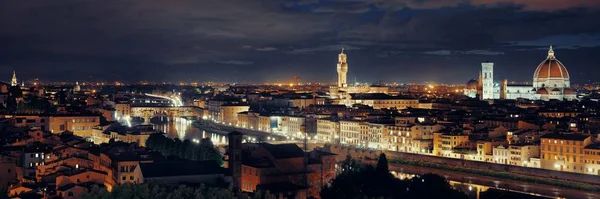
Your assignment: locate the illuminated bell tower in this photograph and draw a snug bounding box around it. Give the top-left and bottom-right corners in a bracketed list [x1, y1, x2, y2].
[337, 48, 348, 88]
[481, 62, 494, 100]
[11, 71, 17, 87]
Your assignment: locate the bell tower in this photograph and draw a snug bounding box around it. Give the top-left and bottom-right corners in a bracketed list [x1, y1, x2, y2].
[337, 48, 348, 88]
[481, 62, 494, 100]
[11, 71, 17, 87]
[227, 131, 243, 190]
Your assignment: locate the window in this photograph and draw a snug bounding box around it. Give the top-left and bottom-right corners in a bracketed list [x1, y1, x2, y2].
[130, 176, 134, 180]
[122, 176, 126, 181]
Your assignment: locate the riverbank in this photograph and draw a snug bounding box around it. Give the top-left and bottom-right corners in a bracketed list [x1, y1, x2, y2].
[386, 163, 598, 199]
[386, 158, 600, 192]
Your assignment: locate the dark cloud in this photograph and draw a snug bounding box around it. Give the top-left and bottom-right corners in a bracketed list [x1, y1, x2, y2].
[0, 0, 599, 84]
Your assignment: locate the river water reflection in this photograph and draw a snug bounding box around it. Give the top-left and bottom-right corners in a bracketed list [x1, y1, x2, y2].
[150, 117, 229, 145]
[392, 171, 555, 199]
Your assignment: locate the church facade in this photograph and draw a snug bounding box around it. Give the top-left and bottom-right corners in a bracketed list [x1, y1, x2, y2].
[464, 46, 576, 101]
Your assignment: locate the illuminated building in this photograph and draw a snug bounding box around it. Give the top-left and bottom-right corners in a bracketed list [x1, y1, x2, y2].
[11, 70, 17, 87]
[433, 132, 471, 158]
[366, 122, 388, 149]
[329, 48, 389, 100]
[73, 82, 81, 93]
[583, 144, 600, 175]
[236, 112, 275, 132]
[341, 93, 418, 110]
[90, 125, 154, 147]
[508, 143, 540, 167]
[48, 115, 100, 137]
[480, 62, 496, 100]
[316, 118, 339, 143]
[114, 103, 131, 120]
[540, 133, 591, 173]
[220, 104, 249, 126]
[466, 46, 576, 101]
[463, 79, 478, 98]
[237, 112, 249, 128]
[280, 116, 305, 137]
[337, 47, 348, 88]
[339, 120, 368, 146]
[476, 141, 494, 162]
[493, 145, 509, 164]
[388, 122, 443, 153]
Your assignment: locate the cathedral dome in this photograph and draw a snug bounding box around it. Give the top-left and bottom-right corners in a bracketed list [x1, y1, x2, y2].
[536, 88, 548, 95]
[73, 82, 81, 92]
[563, 88, 575, 95]
[533, 46, 569, 79]
[466, 79, 478, 89]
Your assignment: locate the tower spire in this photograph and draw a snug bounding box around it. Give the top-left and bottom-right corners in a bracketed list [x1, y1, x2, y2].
[11, 70, 17, 87]
[547, 45, 555, 59]
[337, 47, 348, 88]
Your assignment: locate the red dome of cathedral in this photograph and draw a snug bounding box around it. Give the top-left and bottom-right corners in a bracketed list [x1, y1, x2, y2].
[536, 88, 548, 95]
[533, 46, 569, 79]
[466, 79, 478, 89]
[563, 88, 575, 95]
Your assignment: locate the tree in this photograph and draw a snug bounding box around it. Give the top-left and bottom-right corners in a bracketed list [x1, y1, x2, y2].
[376, 153, 389, 175]
[81, 183, 246, 199]
[406, 174, 468, 199]
[321, 157, 468, 199]
[144, 134, 223, 165]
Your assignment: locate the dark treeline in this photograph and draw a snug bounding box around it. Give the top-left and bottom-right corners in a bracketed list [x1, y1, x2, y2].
[321, 153, 469, 199]
[145, 134, 223, 165]
[80, 183, 278, 199]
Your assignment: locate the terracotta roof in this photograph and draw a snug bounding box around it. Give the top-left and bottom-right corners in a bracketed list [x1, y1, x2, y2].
[534, 48, 569, 79]
[541, 133, 590, 141]
[261, 143, 305, 159]
[536, 88, 548, 95]
[563, 88, 575, 95]
[140, 160, 225, 178]
[466, 79, 478, 89]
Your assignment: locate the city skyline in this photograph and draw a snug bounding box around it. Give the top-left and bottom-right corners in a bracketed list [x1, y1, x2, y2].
[2, 1, 600, 83]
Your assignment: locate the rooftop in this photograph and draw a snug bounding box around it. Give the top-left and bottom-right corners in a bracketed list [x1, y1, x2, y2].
[261, 143, 305, 159]
[585, 143, 600, 150]
[541, 133, 590, 141]
[350, 93, 416, 100]
[140, 160, 226, 178]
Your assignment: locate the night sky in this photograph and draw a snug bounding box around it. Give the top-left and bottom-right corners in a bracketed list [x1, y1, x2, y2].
[1, 0, 600, 84]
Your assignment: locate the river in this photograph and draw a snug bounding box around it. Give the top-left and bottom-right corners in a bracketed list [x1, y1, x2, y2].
[149, 117, 229, 145]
